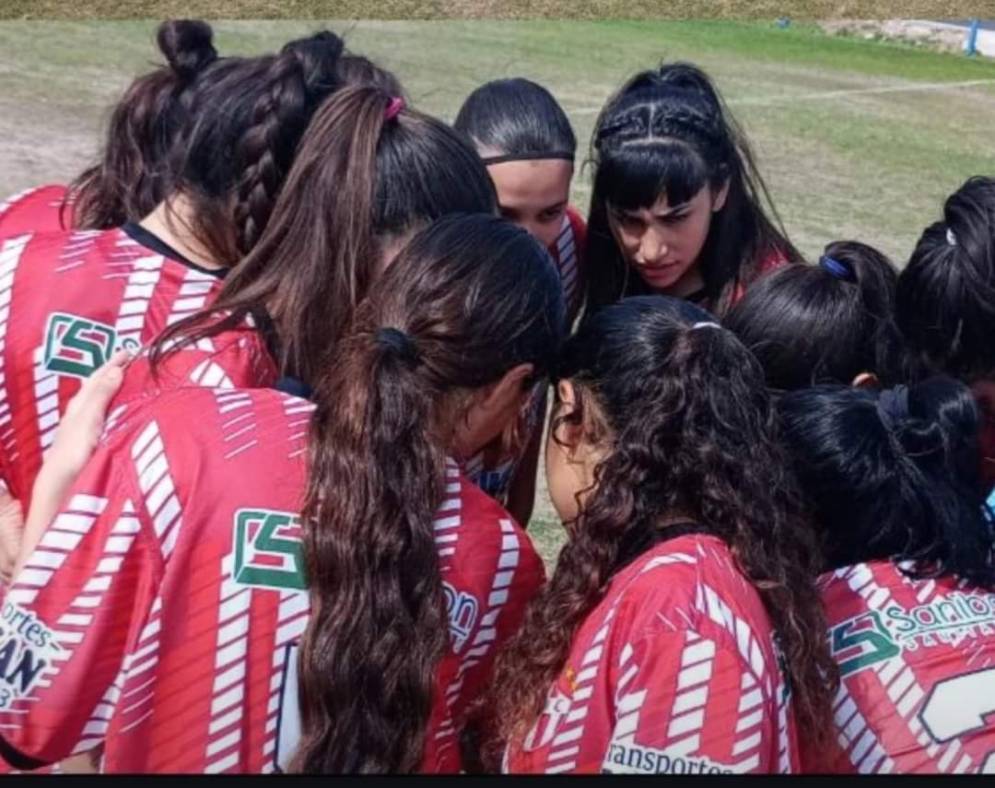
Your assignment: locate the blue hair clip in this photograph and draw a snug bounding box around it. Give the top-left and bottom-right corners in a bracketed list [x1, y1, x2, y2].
[819, 255, 855, 282]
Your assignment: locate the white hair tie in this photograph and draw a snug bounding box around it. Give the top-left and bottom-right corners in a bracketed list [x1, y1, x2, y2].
[691, 321, 722, 331]
[946, 227, 957, 246]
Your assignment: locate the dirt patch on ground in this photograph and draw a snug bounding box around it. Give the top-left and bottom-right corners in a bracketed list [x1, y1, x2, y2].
[820, 19, 971, 54]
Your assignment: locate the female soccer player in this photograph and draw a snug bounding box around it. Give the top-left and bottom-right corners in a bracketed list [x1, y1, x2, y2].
[0, 31, 347, 505]
[454, 77, 585, 525]
[897, 176, 995, 491]
[585, 62, 798, 317]
[726, 240, 910, 391]
[0, 214, 563, 774]
[1, 86, 498, 579]
[495, 296, 837, 774]
[0, 19, 220, 236]
[778, 378, 995, 773]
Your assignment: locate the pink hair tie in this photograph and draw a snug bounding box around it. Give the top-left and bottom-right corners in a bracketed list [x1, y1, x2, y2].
[384, 96, 405, 121]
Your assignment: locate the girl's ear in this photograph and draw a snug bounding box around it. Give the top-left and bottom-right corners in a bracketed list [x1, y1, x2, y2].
[712, 178, 730, 213]
[852, 371, 879, 389]
[551, 379, 585, 452]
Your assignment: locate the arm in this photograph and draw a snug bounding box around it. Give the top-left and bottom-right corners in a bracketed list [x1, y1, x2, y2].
[9, 352, 127, 581]
[0, 448, 159, 768]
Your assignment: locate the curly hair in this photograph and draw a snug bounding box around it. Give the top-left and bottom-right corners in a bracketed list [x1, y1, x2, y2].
[491, 295, 839, 760]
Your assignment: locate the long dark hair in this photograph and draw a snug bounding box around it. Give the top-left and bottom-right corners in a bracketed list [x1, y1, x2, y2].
[66, 19, 220, 230]
[151, 86, 497, 388]
[778, 378, 995, 588]
[293, 214, 566, 773]
[586, 62, 799, 316]
[493, 295, 837, 754]
[454, 77, 576, 159]
[160, 30, 344, 266]
[897, 176, 995, 384]
[726, 240, 911, 391]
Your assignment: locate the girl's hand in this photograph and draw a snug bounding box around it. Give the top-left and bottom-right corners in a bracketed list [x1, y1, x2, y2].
[43, 350, 130, 484]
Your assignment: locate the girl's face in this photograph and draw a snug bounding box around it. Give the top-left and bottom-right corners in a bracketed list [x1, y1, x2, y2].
[544, 380, 605, 525]
[607, 182, 728, 297]
[484, 158, 574, 250]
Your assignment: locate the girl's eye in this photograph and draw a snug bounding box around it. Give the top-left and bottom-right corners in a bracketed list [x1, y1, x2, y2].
[613, 212, 643, 232]
[539, 207, 565, 223]
[661, 212, 688, 226]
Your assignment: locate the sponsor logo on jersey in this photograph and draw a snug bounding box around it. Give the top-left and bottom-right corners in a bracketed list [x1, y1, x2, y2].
[831, 591, 995, 676]
[42, 312, 121, 379]
[442, 583, 478, 653]
[602, 742, 735, 775]
[231, 509, 307, 592]
[0, 602, 63, 708]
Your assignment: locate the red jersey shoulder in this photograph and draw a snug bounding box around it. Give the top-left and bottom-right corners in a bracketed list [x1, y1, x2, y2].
[814, 560, 995, 774]
[0, 184, 71, 238]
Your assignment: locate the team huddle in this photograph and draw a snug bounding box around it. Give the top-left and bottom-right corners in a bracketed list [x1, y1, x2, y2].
[0, 19, 992, 775]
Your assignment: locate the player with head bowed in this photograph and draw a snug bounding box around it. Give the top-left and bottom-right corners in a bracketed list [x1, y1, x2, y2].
[454, 77, 586, 528]
[584, 62, 799, 319]
[779, 377, 995, 773]
[0, 214, 565, 774]
[493, 296, 838, 774]
[726, 239, 913, 392]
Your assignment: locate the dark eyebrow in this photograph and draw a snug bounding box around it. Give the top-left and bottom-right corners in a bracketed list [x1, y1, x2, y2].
[611, 201, 690, 219]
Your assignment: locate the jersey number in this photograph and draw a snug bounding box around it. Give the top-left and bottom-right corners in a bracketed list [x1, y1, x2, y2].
[919, 668, 995, 773]
[831, 611, 900, 677]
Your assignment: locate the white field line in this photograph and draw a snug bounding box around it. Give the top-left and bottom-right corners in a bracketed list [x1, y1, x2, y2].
[567, 77, 995, 115]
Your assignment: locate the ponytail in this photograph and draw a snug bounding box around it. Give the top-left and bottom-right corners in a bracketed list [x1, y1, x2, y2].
[67, 19, 218, 230]
[779, 377, 995, 589]
[292, 214, 564, 773]
[494, 295, 837, 753]
[897, 176, 995, 383]
[726, 239, 911, 390]
[151, 87, 496, 387]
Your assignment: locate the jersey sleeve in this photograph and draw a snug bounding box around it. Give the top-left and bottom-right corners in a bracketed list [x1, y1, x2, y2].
[117, 329, 277, 406]
[601, 629, 778, 775]
[0, 445, 161, 769]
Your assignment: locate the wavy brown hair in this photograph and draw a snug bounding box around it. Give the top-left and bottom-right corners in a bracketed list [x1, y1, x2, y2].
[492, 295, 838, 760]
[150, 85, 497, 388]
[291, 214, 565, 773]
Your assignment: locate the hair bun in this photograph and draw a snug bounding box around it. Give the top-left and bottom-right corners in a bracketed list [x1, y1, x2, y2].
[282, 30, 344, 95]
[654, 62, 722, 110]
[157, 19, 217, 84]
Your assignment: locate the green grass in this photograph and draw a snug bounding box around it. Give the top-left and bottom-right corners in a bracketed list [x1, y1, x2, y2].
[2, 18, 994, 565]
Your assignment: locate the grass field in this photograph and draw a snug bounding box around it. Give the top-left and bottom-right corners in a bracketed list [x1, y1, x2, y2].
[2, 19, 995, 563]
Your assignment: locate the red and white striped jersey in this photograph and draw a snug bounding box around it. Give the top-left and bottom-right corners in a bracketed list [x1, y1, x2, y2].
[0, 227, 273, 507]
[462, 207, 585, 507]
[550, 206, 585, 326]
[504, 534, 797, 775]
[0, 386, 544, 773]
[805, 560, 995, 774]
[0, 185, 72, 239]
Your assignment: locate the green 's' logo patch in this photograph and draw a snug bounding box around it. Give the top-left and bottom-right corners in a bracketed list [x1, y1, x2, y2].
[232, 509, 307, 592]
[43, 312, 117, 379]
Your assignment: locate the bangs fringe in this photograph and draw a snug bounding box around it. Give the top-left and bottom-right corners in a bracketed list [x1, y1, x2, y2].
[595, 139, 710, 211]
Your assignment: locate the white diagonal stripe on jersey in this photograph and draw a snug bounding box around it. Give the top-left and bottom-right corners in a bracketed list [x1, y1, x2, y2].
[434, 515, 515, 763]
[114, 254, 164, 348]
[206, 555, 251, 773]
